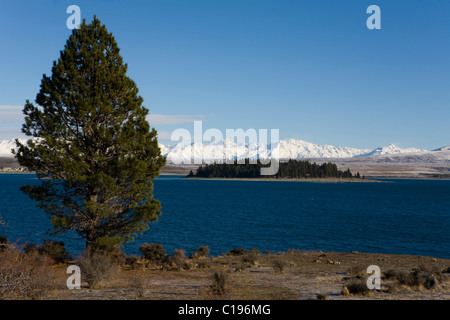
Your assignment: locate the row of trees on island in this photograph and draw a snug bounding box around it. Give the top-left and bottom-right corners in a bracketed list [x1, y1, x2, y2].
[190, 159, 363, 179]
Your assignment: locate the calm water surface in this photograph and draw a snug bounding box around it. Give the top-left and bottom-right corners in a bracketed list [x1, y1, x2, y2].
[0, 174, 449, 258]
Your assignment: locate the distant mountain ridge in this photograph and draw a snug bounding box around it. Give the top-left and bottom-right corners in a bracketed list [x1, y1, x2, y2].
[0, 138, 432, 161]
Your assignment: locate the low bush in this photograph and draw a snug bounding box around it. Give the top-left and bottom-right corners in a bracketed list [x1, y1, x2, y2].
[197, 261, 213, 269]
[384, 268, 440, 290]
[24, 243, 40, 255]
[0, 245, 54, 299]
[0, 235, 7, 251]
[271, 256, 287, 273]
[317, 292, 329, 300]
[40, 239, 70, 264]
[210, 271, 228, 295]
[242, 249, 260, 265]
[408, 270, 439, 289]
[172, 248, 187, 270]
[346, 265, 368, 276]
[106, 246, 127, 265]
[76, 251, 118, 288]
[227, 247, 247, 256]
[139, 243, 168, 265]
[190, 245, 210, 259]
[126, 255, 142, 270]
[342, 280, 370, 296]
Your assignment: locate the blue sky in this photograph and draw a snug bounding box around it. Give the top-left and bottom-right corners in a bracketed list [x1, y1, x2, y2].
[0, 0, 449, 149]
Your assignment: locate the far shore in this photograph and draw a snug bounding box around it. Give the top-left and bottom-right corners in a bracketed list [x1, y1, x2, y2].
[183, 176, 385, 183]
[2, 171, 450, 181]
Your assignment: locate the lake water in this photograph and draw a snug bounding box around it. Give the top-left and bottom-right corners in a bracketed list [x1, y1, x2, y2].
[0, 174, 449, 258]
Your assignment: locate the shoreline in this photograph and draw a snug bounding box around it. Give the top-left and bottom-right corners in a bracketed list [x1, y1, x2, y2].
[2, 171, 450, 181]
[182, 176, 384, 183]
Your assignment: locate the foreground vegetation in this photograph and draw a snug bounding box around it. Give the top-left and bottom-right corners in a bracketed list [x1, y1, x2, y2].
[0, 238, 448, 300]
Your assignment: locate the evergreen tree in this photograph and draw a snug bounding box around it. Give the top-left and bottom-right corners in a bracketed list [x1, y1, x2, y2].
[14, 17, 165, 252]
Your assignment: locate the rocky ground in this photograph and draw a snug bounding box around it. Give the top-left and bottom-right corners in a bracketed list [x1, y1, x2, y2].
[46, 250, 450, 300]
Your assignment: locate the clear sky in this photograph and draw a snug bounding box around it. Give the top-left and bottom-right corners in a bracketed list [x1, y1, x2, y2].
[0, 0, 449, 150]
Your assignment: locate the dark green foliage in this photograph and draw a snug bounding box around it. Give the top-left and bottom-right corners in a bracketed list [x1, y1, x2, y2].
[193, 159, 356, 179]
[40, 239, 70, 264]
[14, 17, 165, 252]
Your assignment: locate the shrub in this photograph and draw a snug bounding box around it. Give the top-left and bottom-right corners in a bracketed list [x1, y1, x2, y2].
[227, 247, 247, 256]
[40, 239, 70, 264]
[342, 281, 370, 296]
[210, 271, 228, 295]
[271, 256, 287, 273]
[384, 268, 440, 290]
[198, 261, 213, 269]
[0, 245, 54, 299]
[0, 235, 7, 251]
[24, 243, 40, 255]
[126, 255, 141, 270]
[317, 293, 329, 300]
[386, 282, 400, 294]
[190, 245, 210, 259]
[242, 249, 260, 265]
[76, 251, 118, 288]
[105, 246, 127, 265]
[139, 243, 167, 264]
[383, 269, 410, 284]
[409, 270, 439, 289]
[346, 265, 368, 276]
[172, 248, 187, 269]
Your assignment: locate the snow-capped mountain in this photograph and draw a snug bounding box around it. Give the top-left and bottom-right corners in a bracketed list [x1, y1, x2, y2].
[433, 146, 450, 152]
[0, 139, 22, 157]
[356, 144, 426, 157]
[0, 138, 434, 161]
[275, 139, 372, 159]
[160, 139, 430, 163]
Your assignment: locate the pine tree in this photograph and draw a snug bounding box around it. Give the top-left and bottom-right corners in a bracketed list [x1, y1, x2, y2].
[14, 17, 166, 252]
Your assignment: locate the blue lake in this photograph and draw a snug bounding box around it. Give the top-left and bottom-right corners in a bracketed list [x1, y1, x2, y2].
[0, 174, 449, 258]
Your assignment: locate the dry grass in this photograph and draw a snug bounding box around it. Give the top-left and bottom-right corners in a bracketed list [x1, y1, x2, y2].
[0, 245, 55, 299]
[0, 249, 448, 300]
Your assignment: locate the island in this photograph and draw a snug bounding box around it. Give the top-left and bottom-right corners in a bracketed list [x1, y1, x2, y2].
[185, 159, 364, 180]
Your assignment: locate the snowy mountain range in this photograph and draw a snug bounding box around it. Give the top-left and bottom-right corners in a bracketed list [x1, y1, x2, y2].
[0, 138, 433, 162]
